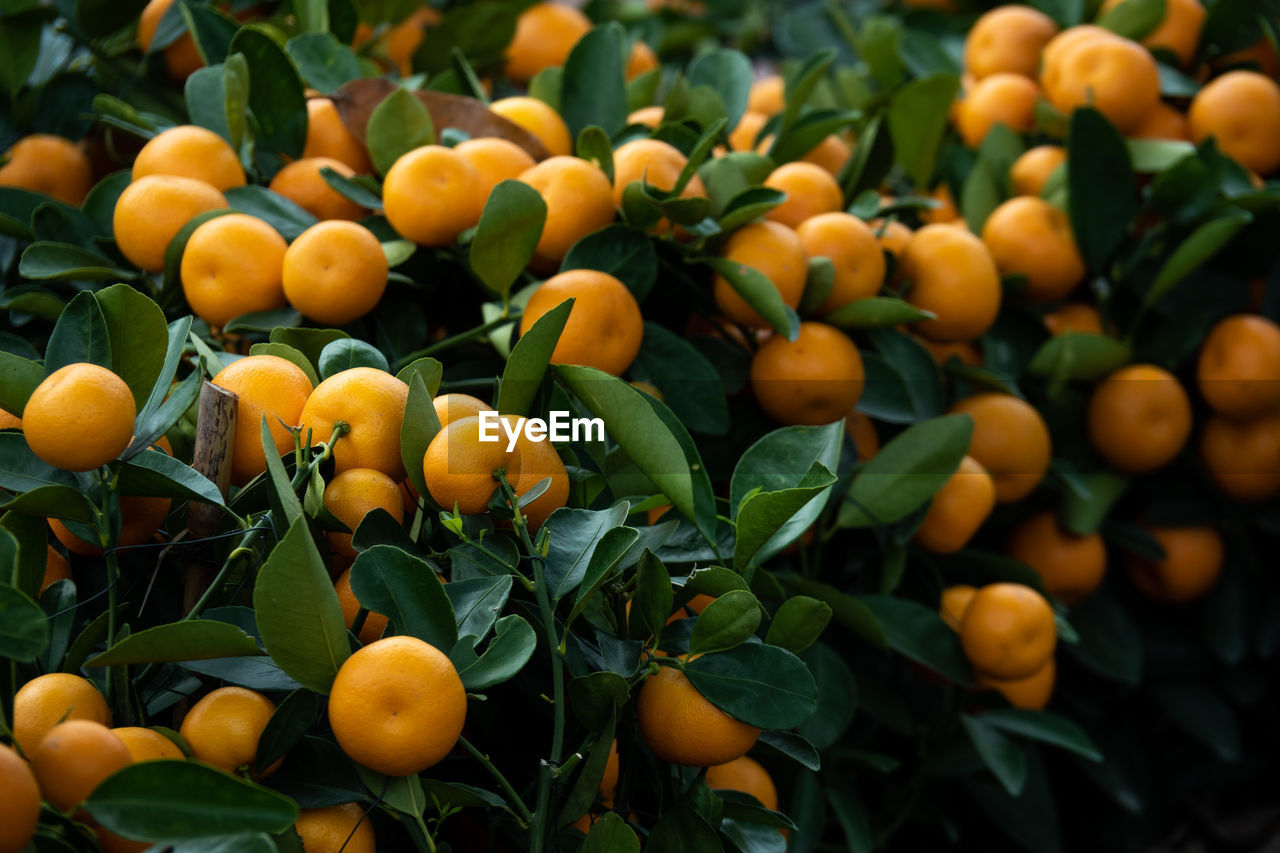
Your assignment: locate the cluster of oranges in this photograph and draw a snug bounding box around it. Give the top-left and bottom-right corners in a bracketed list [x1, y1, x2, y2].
[941, 583, 1059, 710]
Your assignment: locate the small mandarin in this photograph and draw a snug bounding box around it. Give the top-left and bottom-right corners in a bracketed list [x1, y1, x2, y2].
[637, 663, 761, 767]
[955, 73, 1040, 148]
[1010, 145, 1067, 197]
[112, 175, 228, 272]
[282, 220, 388, 326]
[1199, 412, 1280, 502]
[383, 145, 482, 247]
[423, 415, 522, 515]
[1126, 525, 1223, 603]
[914, 456, 997, 554]
[299, 368, 410, 479]
[212, 354, 314, 486]
[750, 322, 864, 426]
[518, 269, 644, 375]
[0, 745, 40, 853]
[705, 755, 779, 811]
[1196, 314, 1280, 418]
[30, 720, 131, 813]
[1087, 364, 1192, 474]
[12, 673, 111, 757]
[901, 224, 1002, 343]
[1006, 511, 1107, 604]
[455, 137, 538, 202]
[518, 156, 615, 269]
[22, 364, 136, 472]
[762, 161, 844, 229]
[959, 583, 1057, 679]
[323, 468, 404, 557]
[981, 196, 1085, 302]
[976, 658, 1055, 710]
[303, 97, 375, 173]
[178, 687, 278, 776]
[713, 221, 808, 328]
[132, 124, 246, 191]
[964, 5, 1059, 79]
[490, 96, 573, 157]
[268, 157, 366, 221]
[949, 394, 1052, 503]
[111, 727, 184, 762]
[295, 803, 376, 853]
[336, 566, 390, 645]
[0, 134, 92, 205]
[940, 584, 979, 631]
[181, 213, 288, 328]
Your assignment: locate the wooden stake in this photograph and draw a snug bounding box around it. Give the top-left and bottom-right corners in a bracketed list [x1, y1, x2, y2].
[184, 380, 237, 614]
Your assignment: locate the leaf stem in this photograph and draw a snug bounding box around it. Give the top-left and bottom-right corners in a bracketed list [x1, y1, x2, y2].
[395, 314, 517, 370]
[458, 735, 533, 826]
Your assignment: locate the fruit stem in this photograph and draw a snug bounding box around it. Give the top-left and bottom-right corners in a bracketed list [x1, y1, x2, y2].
[394, 314, 519, 370]
[458, 735, 532, 826]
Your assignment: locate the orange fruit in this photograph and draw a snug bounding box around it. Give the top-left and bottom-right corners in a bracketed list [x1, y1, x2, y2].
[1099, 0, 1206, 67]
[900, 224, 1002, 343]
[518, 269, 644, 375]
[269, 157, 366, 221]
[728, 111, 770, 154]
[1041, 25, 1119, 77]
[383, 145, 482, 247]
[1126, 525, 1223, 603]
[328, 635, 468, 777]
[490, 96, 573, 158]
[178, 687, 278, 776]
[434, 393, 489, 426]
[0, 134, 93, 205]
[917, 336, 983, 367]
[1087, 364, 1191, 474]
[111, 727, 184, 762]
[51, 494, 171, 556]
[845, 410, 880, 462]
[518, 156, 615, 270]
[503, 2, 592, 83]
[1196, 314, 1280, 419]
[747, 76, 785, 116]
[1130, 102, 1192, 141]
[1042, 33, 1161, 133]
[712, 221, 808, 328]
[12, 673, 111, 757]
[503, 418, 571, 531]
[1216, 37, 1280, 78]
[1199, 411, 1280, 502]
[30, 720, 131, 813]
[112, 174, 228, 272]
[921, 184, 960, 225]
[1044, 302, 1103, 336]
[627, 39, 659, 80]
[964, 5, 1059, 80]
[959, 582, 1057, 679]
[1188, 71, 1280, 174]
[801, 133, 853, 176]
[423, 415, 522, 515]
[762, 161, 844, 229]
[295, 802, 376, 853]
[455, 137, 538, 203]
[976, 657, 1055, 710]
[980, 197, 1085, 302]
[636, 663, 761, 766]
[600, 739, 620, 799]
[132, 125, 246, 191]
[211, 354, 314, 486]
[750, 322, 864, 426]
[940, 584, 978, 631]
[381, 6, 440, 76]
[955, 73, 1040, 148]
[335, 566, 389, 646]
[627, 105, 665, 127]
[913, 455, 997, 554]
[610, 138, 707, 235]
[705, 755, 779, 811]
[137, 0, 204, 80]
[303, 97, 375, 174]
[872, 218, 914, 264]
[324, 468, 404, 557]
[23, 364, 135, 472]
[1010, 145, 1066, 197]
[42, 545, 72, 593]
[181, 213, 288, 328]
[299, 367, 410, 479]
[949, 393, 1052, 503]
[1006, 511, 1106, 604]
[282, 220, 388, 326]
[0, 745, 40, 852]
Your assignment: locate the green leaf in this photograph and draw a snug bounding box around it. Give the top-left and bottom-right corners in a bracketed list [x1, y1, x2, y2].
[1067, 108, 1136, 271]
[181, 1, 238, 66]
[44, 290, 112, 374]
[576, 126, 615, 183]
[86, 761, 298, 840]
[980, 709, 1103, 761]
[87, 621, 262, 667]
[1144, 210, 1253, 308]
[1027, 333, 1131, 381]
[350, 545, 457, 652]
[561, 224, 659, 301]
[319, 167, 383, 209]
[568, 526, 640, 618]
[689, 589, 760, 656]
[498, 298, 570, 417]
[646, 805, 723, 853]
[888, 74, 960, 187]
[229, 25, 308, 166]
[399, 370, 441, 502]
[449, 614, 537, 690]
[286, 32, 361, 94]
[630, 549, 673, 641]
[683, 643, 818, 730]
[859, 595, 972, 684]
[0, 584, 50, 662]
[1097, 0, 1166, 39]
[715, 187, 786, 234]
[582, 812, 640, 852]
[252, 519, 350, 694]
[0, 350, 44, 416]
[631, 323, 729, 436]
[317, 339, 389, 378]
[765, 596, 832, 654]
[270, 327, 349, 368]
[839, 414, 972, 527]
[707, 257, 800, 341]
[1149, 682, 1240, 762]
[186, 64, 237, 148]
[409, 1, 516, 74]
[688, 49, 754, 132]
[0, 11, 43, 99]
[541, 504, 629, 599]
[470, 180, 547, 299]
[733, 462, 836, 570]
[19, 242, 135, 282]
[96, 284, 167, 411]
[559, 23, 629, 139]
[445, 575, 512, 645]
[1127, 138, 1194, 173]
[223, 186, 317, 242]
[261, 416, 304, 528]
[962, 714, 1028, 796]
[823, 296, 935, 328]
[119, 449, 225, 507]
[366, 87, 435, 176]
[778, 576, 886, 649]
[255, 690, 319, 789]
[0, 187, 45, 239]
[1060, 471, 1127, 535]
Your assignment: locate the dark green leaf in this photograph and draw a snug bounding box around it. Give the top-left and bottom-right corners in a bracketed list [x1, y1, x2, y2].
[839, 414, 972, 527]
[688, 49, 754, 132]
[582, 812, 640, 852]
[561, 224, 658, 301]
[683, 643, 818, 729]
[981, 709, 1102, 761]
[286, 32, 361, 94]
[350, 545, 458, 652]
[560, 23, 629, 138]
[1097, 0, 1166, 39]
[765, 596, 832, 654]
[707, 257, 800, 341]
[449, 614, 537, 690]
[471, 180, 546, 299]
[229, 25, 308, 166]
[20, 242, 134, 282]
[497, 298, 570, 417]
[962, 714, 1028, 797]
[0, 584, 49, 662]
[1067, 108, 1136, 271]
[87, 621, 262, 667]
[888, 74, 960, 187]
[366, 87, 435, 176]
[96, 284, 167, 411]
[859, 595, 971, 684]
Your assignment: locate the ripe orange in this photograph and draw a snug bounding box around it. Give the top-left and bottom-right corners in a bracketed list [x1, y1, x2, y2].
[1199, 412, 1280, 502]
[762, 162, 844, 229]
[324, 467, 404, 557]
[1040, 25, 1119, 81]
[303, 97, 375, 173]
[964, 5, 1059, 80]
[901, 224, 1002, 343]
[503, 2, 592, 83]
[959, 582, 1057, 679]
[518, 269, 644, 375]
[728, 111, 770, 154]
[1099, 0, 1205, 67]
[295, 802, 376, 853]
[178, 687, 278, 776]
[336, 566, 389, 645]
[976, 657, 1055, 710]
[212, 354, 314, 486]
[1126, 525, 1223, 603]
[917, 336, 983, 367]
[914, 455, 997, 554]
[940, 584, 978, 631]
[610, 138, 707, 235]
[1087, 364, 1191, 474]
[1188, 71, 1280, 175]
[1010, 145, 1066, 197]
[955, 73, 1040, 148]
[747, 75, 785, 116]
[1196, 314, 1280, 418]
[12, 673, 111, 757]
[379, 6, 439, 76]
[751, 322, 864, 426]
[845, 410, 880, 462]
[181, 213, 288, 328]
[0, 134, 93, 205]
[599, 739, 620, 799]
[299, 367, 410, 479]
[51, 494, 172, 556]
[503, 419, 571, 531]
[111, 727, 184, 762]
[30, 720, 131, 813]
[490, 96, 573, 158]
[628, 105, 666, 127]
[636, 664, 761, 766]
[949, 394, 1052, 503]
[1042, 33, 1160, 133]
[132, 125, 246, 191]
[1006, 511, 1106, 604]
[42, 544, 72, 593]
[0, 744, 40, 851]
[328, 636, 468, 777]
[383, 145, 482, 247]
[872, 218, 914, 266]
[282, 220, 388, 326]
[518, 156, 615, 270]
[1131, 102, 1192, 142]
[23, 364, 135, 472]
[705, 755, 779, 811]
[137, 0, 204, 80]
[627, 39, 659, 80]
[423, 415, 522, 515]
[434, 393, 489, 426]
[269, 157, 366, 221]
[981, 197, 1085, 302]
[455, 137, 538, 203]
[801, 133, 853, 176]
[712, 221, 808, 328]
[921, 184, 960, 225]
[112, 174, 228, 272]
[1043, 302, 1103, 336]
